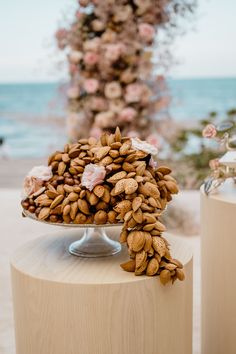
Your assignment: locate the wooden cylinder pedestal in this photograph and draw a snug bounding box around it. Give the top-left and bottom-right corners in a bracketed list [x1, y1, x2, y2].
[201, 181, 236, 354]
[11, 229, 193, 354]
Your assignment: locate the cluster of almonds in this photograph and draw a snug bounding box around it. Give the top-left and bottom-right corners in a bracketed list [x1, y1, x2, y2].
[21, 127, 184, 285]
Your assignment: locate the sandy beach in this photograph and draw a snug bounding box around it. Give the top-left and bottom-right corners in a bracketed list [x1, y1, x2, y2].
[0, 158, 201, 354]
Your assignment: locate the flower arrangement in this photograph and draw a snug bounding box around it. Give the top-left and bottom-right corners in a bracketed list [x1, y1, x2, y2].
[56, 0, 196, 141]
[21, 127, 184, 285]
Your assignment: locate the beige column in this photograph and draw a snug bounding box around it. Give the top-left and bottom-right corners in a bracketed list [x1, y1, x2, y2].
[201, 181, 236, 354]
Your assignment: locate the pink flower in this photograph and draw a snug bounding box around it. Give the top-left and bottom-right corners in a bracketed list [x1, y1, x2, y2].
[125, 83, 143, 103]
[95, 111, 115, 128]
[84, 38, 101, 52]
[202, 124, 217, 138]
[67, 86, 80, 99]
[209, 159, 220, 170]
[131, 138, 158, 155]
[23, 166, 52, 197]
[104, 81, 122, 99]
[84, 51, 99, 66]
[114, 5, 132, 22]
[69, 63, 79, 75]
[138, 23, 155, 42]
[90, 97, 108, 111]
[109, 99, 125, 113]
[84, 79, 99, 93]
[81, 164, 106, 191]
[69, 50, 83, 64]
[119, 107, 137, 122]
[104, 43, 125, 62]
[147, 134, 161, 149]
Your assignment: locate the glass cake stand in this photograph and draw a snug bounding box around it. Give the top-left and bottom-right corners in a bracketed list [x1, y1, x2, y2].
[23, 210, 122, 258]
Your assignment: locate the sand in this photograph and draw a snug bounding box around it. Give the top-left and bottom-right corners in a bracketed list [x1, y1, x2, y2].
[0, 159, 201, 354]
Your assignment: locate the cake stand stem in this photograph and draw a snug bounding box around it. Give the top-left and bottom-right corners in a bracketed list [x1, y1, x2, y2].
[69, 227, 121, 258]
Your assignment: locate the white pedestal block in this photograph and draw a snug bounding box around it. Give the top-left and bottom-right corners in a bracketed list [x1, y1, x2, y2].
[201, 181, 236, 354]
[11, 229, 193, 354]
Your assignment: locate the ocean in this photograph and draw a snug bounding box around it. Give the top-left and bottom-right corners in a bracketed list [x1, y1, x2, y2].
[0, 78, 236, 158]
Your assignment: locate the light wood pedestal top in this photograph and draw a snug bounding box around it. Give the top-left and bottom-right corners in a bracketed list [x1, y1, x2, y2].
[11, 228, 193, 354]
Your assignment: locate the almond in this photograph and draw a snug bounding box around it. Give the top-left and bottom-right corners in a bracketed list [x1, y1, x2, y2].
[152, 237, 166, 257]
[107, 210, 118, 224]
[94, 210, 107, 224]
[160, 269, 171, 285]
[68, 192, 79, 202]
[78, 199, 90, 215]
[124, 178, 138, 195]
[58, 161, 66, 176]
[95, 146, 111, 160]
[70, 201, 78, 220]
[63, 204, 71, 216]
[120, 259, 136, 272]
[135, 250, 147, 269]
[132, 208, 143, 224]
[93, 185, 105, 198]
[165, 181, 179, 194]
[157, 166, 171, 175]
[38, 207, 50, 220]
[146, 258, 159, 276]
[50, 195, 64, 209]
[107, 171, 127, 183]
[74, 213, 87, 224]
[132, 231, 146, 252]
[176, 268, 185, 281]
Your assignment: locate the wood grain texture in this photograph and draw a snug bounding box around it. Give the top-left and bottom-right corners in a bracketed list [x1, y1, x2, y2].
[11, 229, 193, 354]
[201, 183, 236, 354]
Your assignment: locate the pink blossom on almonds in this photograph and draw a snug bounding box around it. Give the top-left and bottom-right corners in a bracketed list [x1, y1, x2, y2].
[23, 166, 52, 197]
[81, 164, 106, 191]
[84, 79, 99, 93]
[202, 124, 217, 138]
[131, 137, 158, 156]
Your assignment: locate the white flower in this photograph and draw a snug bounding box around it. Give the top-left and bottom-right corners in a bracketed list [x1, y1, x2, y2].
[131, 138, 158, 156]
[27, 165, 53, 181]
[81, 164, 106, 191]
[23, 165, 52, 197]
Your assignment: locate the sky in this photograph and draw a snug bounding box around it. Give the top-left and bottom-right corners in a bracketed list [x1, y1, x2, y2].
[0, 0, 235, 82]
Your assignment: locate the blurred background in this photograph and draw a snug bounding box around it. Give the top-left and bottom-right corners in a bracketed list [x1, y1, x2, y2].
[0, 0, 235, 188]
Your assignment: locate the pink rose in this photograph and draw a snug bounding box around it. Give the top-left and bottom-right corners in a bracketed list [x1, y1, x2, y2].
[90, 97, 108, 111]
[104, 43, 125, 62]
[131, 138, 158, 155]
[147, 134, 161, 149]
[84, 51, 99, 66]
[84, 79, 99, 93]
[95, 111, 115, 128]
[209, 159, 220, 170]
[138, 23, 155, 42]
[69, 50, 83, 64]
[84, 38, 101, 52]
[125, 83, 143, 103]
[69, 63, 79, 75]
[119, 107, 137, 122]
[81, 164, 106, 191]
[23, 166, 52, 197]
[104, 81, 122, 99]
[202, 124, 217, 138]
[67, 86, 80, 99]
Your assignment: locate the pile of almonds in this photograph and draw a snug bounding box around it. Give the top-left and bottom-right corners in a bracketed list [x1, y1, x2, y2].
[21, 127, 184, 285]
